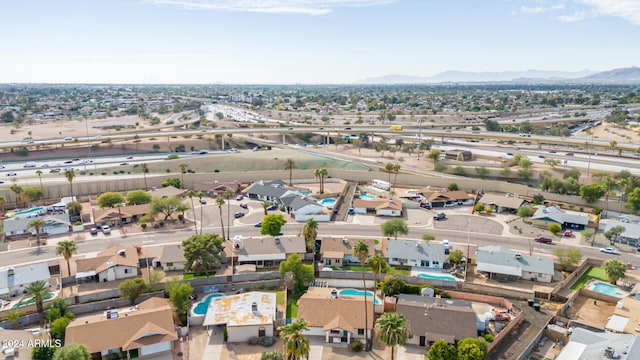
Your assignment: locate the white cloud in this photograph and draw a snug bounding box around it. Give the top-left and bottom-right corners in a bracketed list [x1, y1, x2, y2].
[521, 2, 565, 13]
[146, 0, 397, 15]
[575, 0, 640, 25]
[557, 10, 587, 21]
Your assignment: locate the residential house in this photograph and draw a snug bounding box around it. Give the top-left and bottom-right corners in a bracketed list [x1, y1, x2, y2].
[600, 219, 640, 246]
[604, 296, 640, 334]
[280, 194, 329, 222]
[477, 193, 527, 213]
[3, 211, 71, 239]
[92, 204, 151, 228]
[202, 292, 278, 342]
[556, 327, 640, 360]
[476, 245, 555, 283]
[0, 263, 51, 298]
[319, 238, 375, 267]
[395, 294, 478, 348]
[192, 180, 242, 197]
[445, 149, 473, 161]
[387, 240, 447, 269]
[65, 297, 178, 359]
[148, 185, 185, 198]
[417, 190, 472, 208]
[244, 181, 297, 202]
[230, 236, 306, 268]
[296, 287, 373, 344]
[352, 197, 403, 216]
[75, 245, 140, 283]
[531, 206, 589, 230]
[146, 244, 187, 272]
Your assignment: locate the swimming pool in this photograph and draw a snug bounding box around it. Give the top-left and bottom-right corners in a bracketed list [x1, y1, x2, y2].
[298, 190, 311, 195]
[338, 289, 381, 304]
[319, 198, 337, 207]
[16, 207, 45, 216]
[359, 193, 375, 200]
[592, 282, 624, 298]
[193, 293, 226, 315]
[417, 273, 459, 282]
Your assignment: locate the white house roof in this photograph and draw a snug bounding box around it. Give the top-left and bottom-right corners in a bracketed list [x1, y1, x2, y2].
[532, 206, 589, 226]
[0, 262, 50, 291]
[605, 314, 629, 333]
[476, 245, 554, 276]
[202, 292, 277, 327]
[387, 240, 446, 264]
[557, 327, 640, 360]
[603, 219, 640, 240]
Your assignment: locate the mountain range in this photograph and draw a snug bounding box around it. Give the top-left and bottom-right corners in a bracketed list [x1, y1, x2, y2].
[357, 67, 640, 84]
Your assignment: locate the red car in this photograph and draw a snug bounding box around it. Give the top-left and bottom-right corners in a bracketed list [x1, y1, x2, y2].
[534, 236, 552, 244]
[563, 230, 573, 237]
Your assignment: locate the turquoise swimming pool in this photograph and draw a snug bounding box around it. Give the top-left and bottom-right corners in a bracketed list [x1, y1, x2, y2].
[319, 198, 337, 207]
[417, 273, 459, 282]
[193, 293, 226, 315]
[338, 289, 381, 304]
[359, 193, 375, 200]
[16, 207, 45, 215]
[298, 189, 311, 195]
[592, 282, 624, 298]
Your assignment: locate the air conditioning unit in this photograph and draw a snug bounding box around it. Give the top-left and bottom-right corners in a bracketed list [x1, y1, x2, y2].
[342, 238, 349, 244]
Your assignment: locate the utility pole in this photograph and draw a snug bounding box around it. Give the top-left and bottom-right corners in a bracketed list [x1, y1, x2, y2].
[417, 119, 423, 160]
[466, 218, 471, 264]
[586, 132, 594, 178]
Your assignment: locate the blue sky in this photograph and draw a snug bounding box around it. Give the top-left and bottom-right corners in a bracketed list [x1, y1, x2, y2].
[0, 0, 638, 84]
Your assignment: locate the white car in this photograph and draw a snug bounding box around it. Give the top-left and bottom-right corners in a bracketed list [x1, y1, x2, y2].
[102, 225, 111, 234]
[599, 247, 619, 255]
[6, 172, 17, 177]
[64, 136, 73, 141]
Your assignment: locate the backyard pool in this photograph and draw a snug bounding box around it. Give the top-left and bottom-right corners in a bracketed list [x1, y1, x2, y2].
[417, 273, 460, 282]
[359, 193, 375, 200]
[338, 289, 381, 304]
[193, 293, 226, 315]
[15, 207, 45, 216]
[297, 189, 311, 195]
[591, 281, 624, 298]
[319, 198, 337, 207]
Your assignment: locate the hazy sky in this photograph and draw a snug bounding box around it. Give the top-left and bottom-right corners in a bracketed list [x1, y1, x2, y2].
[0, 0, 638, 84]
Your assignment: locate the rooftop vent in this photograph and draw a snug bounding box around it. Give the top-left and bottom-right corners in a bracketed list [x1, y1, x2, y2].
[7, 267, 14, 276]
[331, 288, 338, 299]
[275, 238, 280, 244]
[342, 238, 349, 244]
[117, 249, 126, 256]
[251, 302, 258, 313]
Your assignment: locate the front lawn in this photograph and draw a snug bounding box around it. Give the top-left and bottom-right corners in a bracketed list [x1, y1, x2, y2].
[571, 266, 609, 290]
[342, 265, 410, 276]
[286, 296, 298, 319]
[183, 271, 216, 280]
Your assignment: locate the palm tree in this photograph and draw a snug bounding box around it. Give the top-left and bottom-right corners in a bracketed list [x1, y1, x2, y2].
[64, 169, 75, 199]
[285, 158, 297, 186]
[428, 149, 442, 169]
[215, 196, 226, 241]
[262, 201, 270, 215]
[179, 163, 188, 189]
[9, 183, 23, 207]
[391, 163, 401, 191]
[35, 170, 44, 205]
[302, 218, 318, 253]
[224, 189, 234, 241]
[26, 280, 47, 325]
[384, 162, 394, 188]
[197, 191, 204, 234]
[27, 218, 47, 248]
[140, 163, 149, 190]
[4, 310, 24, 329]
[0, 195, 6, 217]
[313, 168, 329, 194]
[602, 177, 618, 219]
[353, 240, 371, 351]
[186, 190, 198, 234]
[375, 312, 410, 360]
[279, 318, 310, 360]
[56, 240, 77, 278]
[367, 254, 387, 291]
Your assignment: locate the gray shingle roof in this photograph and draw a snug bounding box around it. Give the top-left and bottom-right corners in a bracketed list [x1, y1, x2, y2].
[387, 240, 446, 264]
[558, 327, 640, 360]
[476, 245, 554, 276]
[603, 219, 640, 240]
[246, 184, 290, 198]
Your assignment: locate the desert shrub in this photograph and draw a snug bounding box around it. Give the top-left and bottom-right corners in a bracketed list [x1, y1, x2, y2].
[153, 223, 160, 229]
[483, 334, 494, 343]
[351, 339, 363, 352]
[248, 337, 259, 345]
[259, 336, 276, 347]
[141, 223, 147, 230]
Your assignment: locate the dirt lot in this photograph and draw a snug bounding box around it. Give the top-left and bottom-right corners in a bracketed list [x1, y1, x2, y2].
[565, 294, 616, 328]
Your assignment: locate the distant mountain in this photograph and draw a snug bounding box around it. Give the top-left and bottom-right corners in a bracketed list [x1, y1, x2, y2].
[580, 67, 640, 82]
[357, 69, 596, 84]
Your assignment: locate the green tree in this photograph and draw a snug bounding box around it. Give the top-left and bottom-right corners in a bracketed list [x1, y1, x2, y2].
[4, 310, 23, 329]
[150, 196, 189, 220]
[427, 339, 457, 360]
[161, 177, 181, 188]
[517, 206, 533, 219]
[604, 225, 626, 245]
[50, 316, 71, 342]
[447, 183, 459, 191]
[125, 190, 152, 205]
[549, 223, 562, 235]
[215, 196, 226, 240]
[56, 240, 77, 278]
[353, 240, 371, 350]
[9, 183, 23, 206]
[118, 278, 147, 305]
[457, 338, 487, 360]
[97, 192, 124, 208]
[32, 344, 57, 360]
[376, 312, 410, 360]
[428, 149, 442, 169]
[381, 219, 409, 240]
[279, 254, 314, 296]
[66, 201, 82, 217]
[27, 218, 47, 248]
[64, 169, 75, 199]
[603, 259, 626, 284]
[448, 249, 464, 265]
[544, 158, 560, 168]
[26, 280, 47, 324]
[367, 254, 388, 289]
[279, 318, 310, 360]
[261, 351, 283, 360]
[52, 344, 91, 360]
[182, 233, 225, 276]
[553, 248, 583, 271]
[302, 218, 318, 253]
[475, 167, 490, 179]
[186, 190, 198, 235]
[23, 187, 44, 204]
[261, 214, 287, 236]
[627, 187, 640, 212]
[580, 183, 606, 204]
[140, 163, 149, 190]
[169, 282, 194, 324]
[284, 158, 297, 187]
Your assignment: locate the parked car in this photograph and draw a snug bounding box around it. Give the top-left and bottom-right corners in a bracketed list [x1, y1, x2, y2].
[90, 227, 98, 235]
[102, 225, 111, 234]
[254, 222, 262, 228]
[199, 198, 206, 204]
[266, 204, 278, 211]
[534, 236, 553, 244]
[599, 247, 619, 255]
[562, 230, 573, 237]
[234, 211, 245, 218]
[442, 239, 450, 254]
[433, 212, 446, 220]
[239, 203, 248, 209]
[494, 311, 510, 321]
[348, 208, 355, 215]
[235, 195, 243, 201]
[420, 203, 432, 209]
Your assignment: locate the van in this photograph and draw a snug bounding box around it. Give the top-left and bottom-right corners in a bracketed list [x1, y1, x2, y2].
[23, 162, 36, 168]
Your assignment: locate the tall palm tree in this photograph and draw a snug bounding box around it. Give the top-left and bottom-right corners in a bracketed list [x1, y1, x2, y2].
[279, 318, 310, 360]
[375, 312, 410, 360]
[391, 163, 401, 191]
[186, 190, 198, 234]
[140, 163, 149, 190]
[215, 196, 226, 241]
[197, 191, 204, 234]
[428, 149, 442, 170]
[56, 240, 77, 278]
[602, 176, 618, 219]
[35, 170, 44, 205]
[384, 162, 394, 188]
[27, 218, 47, 248]
[284, 158, 297, 186]
[262, 201, 270, 215]
[224, 189, 234, 241]
[353, 240, 371, 351]
[9, 183, 23, 207]
[179, 163, 188, 189]
[367, 254, 387, 291]
[302, 218, 318, 253]
[26, 280, 47, 325]
[64, 169, 75, 199]
[313, 168, 329, 194]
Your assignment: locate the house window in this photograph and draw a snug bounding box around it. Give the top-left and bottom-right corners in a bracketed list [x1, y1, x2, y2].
[420, 260, 430, 267]
[391, 258, 398, 262]
[538, 274, 545, 278]
[330, 329, 341, 335]
[357, 329, 364, 335]
[124, 269, 129, 274]
[166, 263, 173, 267]
[326, 259, 331, 266]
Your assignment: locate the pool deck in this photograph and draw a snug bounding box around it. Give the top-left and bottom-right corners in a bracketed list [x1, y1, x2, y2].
[410, 268, 463, 282]
[585, 279, 629, 298]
